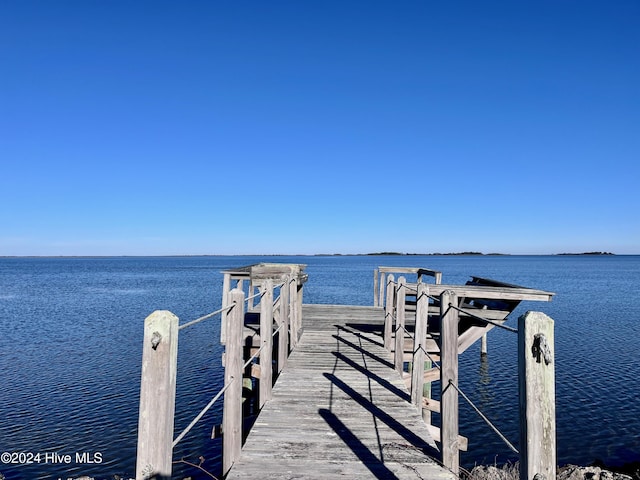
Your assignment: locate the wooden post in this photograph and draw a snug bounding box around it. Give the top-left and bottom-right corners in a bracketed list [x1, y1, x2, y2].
[248, 279, 255, 311]
[394, 276, 406, 374]
[297, 277, 304, 316]
[384, 274, 395, 350]
[379, 272, 386, 310]
[481, 333, 488, 357]
[220, 273, 231, 344]
[519, 311, 556, 480]
[136, 310, 179, 480]
[373, 268, 379, 307]
[223, 288, 245, 476]
[289, 276, 299, 348]
[422, 359, 433, 426]
[440, 290, 460, 475]
[278, 277, 290, 370]
[434, 271, 442, 284]
[259, 279, 274, 408]
[411, 283, 429, 410]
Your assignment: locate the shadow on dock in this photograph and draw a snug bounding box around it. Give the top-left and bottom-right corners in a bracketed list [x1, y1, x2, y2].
[323, 373, 439, 458]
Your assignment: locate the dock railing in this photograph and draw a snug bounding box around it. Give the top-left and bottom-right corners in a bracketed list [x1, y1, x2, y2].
[382, 273, 556, 480]
[135, 263, 306, 480]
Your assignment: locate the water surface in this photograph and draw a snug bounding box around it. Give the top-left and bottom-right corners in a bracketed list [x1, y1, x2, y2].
[1, 255, 638, 478]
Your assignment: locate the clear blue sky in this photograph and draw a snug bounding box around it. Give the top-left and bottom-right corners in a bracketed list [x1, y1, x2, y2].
[2, 1, 638, 256]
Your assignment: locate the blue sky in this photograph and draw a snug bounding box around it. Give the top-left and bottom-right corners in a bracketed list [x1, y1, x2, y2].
[1, 1, 638, 255]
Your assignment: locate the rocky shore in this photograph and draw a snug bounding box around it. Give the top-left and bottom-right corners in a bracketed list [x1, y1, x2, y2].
[13, 461, 636, 480]
[43, 464, 638, 480]
[468, 464, 639, 480]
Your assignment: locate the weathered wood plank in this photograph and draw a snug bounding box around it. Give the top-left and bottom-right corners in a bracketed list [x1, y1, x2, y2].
[426, 425, 468, 452]
[378, 266, 442, 278]
[406, 283, 554, 302]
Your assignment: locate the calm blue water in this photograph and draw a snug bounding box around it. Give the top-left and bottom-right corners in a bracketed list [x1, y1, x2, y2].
[1, 255, 639, 479]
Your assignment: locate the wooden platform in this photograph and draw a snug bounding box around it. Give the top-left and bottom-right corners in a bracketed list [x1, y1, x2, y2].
[225, 304, 456, 480]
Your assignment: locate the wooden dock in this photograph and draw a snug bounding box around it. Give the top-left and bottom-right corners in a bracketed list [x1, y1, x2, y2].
[135, 263, 557, 480]
[226, 304, 456, 480]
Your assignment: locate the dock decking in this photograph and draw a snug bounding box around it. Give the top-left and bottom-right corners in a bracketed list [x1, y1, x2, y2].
[226, 304, 456, 480]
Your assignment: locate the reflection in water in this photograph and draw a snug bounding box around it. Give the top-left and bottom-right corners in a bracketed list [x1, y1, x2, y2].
[477, 355, 493, 409]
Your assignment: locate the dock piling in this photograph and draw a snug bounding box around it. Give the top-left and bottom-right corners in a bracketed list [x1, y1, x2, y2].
[259, 279, 274, 408]
[440, 290, 460, 475]
[411, 283, 429, 410]
[222, 288, 245, 476]
[519, 311, 556, 480]
[135, 310, 179, 480]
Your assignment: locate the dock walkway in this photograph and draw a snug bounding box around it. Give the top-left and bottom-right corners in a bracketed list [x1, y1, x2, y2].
[226, 304, 456, 480]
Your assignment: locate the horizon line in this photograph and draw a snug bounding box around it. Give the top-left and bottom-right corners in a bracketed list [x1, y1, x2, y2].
[0, 251, 630, 259]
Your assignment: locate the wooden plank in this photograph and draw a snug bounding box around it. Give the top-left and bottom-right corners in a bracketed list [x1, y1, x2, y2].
[423, 367, 440, 383]
[403, 352, 440, 363]
[405, 283, 554, 302]
[403, 338, 439, 356]
[457, 323, 492, 354]
[249, 263, 307, 281]
[378, 266, 442, 279]
[425, 425, 468, 452]
[403, 303, 511, 320]
[422, 397, 440, 413]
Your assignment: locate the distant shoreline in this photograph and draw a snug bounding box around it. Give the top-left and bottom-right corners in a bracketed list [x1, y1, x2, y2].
[0, 251, 623, 259]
